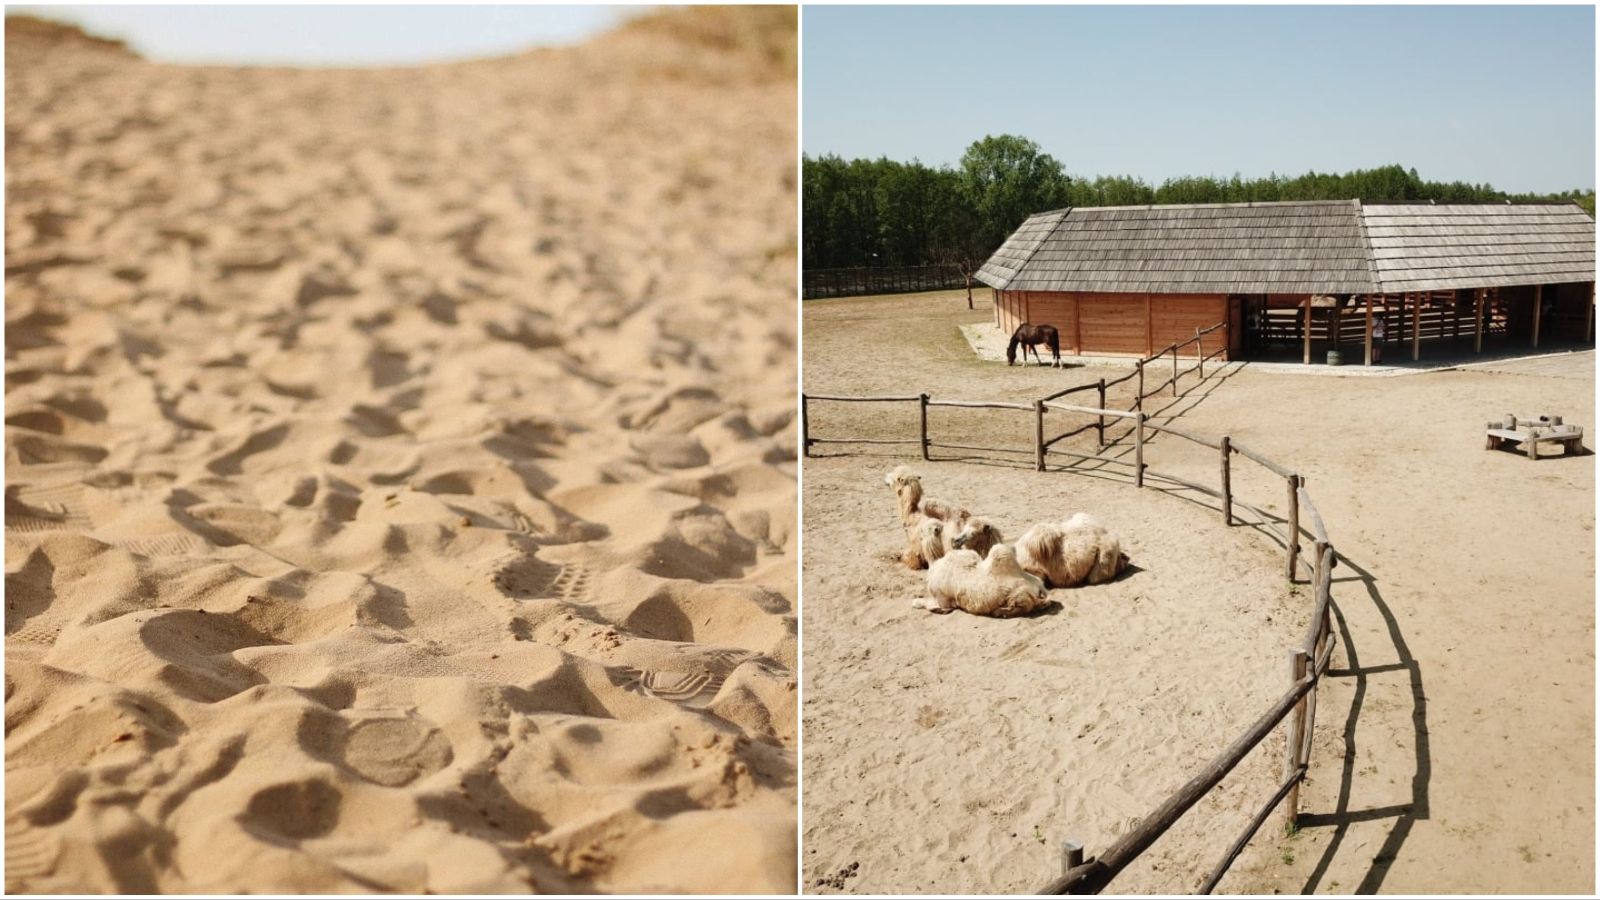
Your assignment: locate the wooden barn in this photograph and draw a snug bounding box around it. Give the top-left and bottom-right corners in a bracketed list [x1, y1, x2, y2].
[976, 200, 1596, 364]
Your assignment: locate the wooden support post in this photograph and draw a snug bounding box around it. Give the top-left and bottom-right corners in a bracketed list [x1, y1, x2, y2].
[1454, 290, 1462, 340]
[1588, 283, 1595, 343]
[1286, 474, 1301, 581]
[1224, 313, 1232, 363]
[918, 393, 930, 461]
[1302, 297, 1312, 365]
[1196, 327, 1205, 379]
[1135, 361, 1144, 412]
[1034, 400, 1045, 472]
[1283, 647, 1310, 829]
[1364, 295, 1373, 366]
[1171, 346, 1179, 397]
[1411, 293, 1421, 361]
[1532, 284, 1543, 349]
[1474, 288, 1484, 353]
[1134, 413, 1145, 488]
[1061, 839, 1085, 874]
[1220, 436, 1233, 526]
[801, 395, 810, 458]
[1096, 379, 1106, 449]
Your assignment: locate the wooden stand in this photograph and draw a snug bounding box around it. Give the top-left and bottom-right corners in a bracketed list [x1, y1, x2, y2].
[1485, 418, 1584, 459]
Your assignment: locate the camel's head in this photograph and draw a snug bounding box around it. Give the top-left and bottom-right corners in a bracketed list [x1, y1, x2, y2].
[951, 517, 1000, 556]
[884, 466, 921, 491]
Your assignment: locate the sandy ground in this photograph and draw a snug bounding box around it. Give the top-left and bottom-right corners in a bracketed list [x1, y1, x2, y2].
[802, 290, 1594, 894]
[5, 11, 797, 894]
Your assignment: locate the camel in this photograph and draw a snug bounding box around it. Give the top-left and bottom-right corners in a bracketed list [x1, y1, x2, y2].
[901, 514, 999, 570]
[900, 516, 947, 570]
[913, 543, 1050, 618]
[950, 516, 1001, 558]
[1015, 512, 1129, 588]
[884, 466, 970, 528]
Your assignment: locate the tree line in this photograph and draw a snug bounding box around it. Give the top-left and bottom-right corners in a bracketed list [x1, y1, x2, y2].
[803, 134, 1597, 271]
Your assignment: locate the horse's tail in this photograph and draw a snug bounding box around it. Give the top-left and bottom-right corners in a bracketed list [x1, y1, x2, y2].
[1047, 326, 1060, 357]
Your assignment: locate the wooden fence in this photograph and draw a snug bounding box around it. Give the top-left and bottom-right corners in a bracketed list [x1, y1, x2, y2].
[802, 264, 968, 300]
[800, 321, 1342, 894]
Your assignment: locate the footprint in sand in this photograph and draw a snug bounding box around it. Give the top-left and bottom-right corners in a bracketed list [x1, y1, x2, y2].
[488, 549, 592, 604]
[4, 816, 61, 891]
[619, 647, 759, 709]
[6, 483, 95, 533]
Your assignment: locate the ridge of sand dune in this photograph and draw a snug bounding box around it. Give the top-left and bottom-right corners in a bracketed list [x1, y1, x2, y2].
[5, 8, 796, 894]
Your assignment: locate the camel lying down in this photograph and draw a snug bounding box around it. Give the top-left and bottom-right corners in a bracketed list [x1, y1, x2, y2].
[900, 515, 1001, 570]
[887, 465, 987, 569]
[884, 466, 969, 528]
[1016, 512, 1129, 588]
[913, 543, 1050, 618]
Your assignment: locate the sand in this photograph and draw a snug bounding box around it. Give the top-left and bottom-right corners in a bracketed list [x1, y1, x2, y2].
[802, 291, 1594, 894]
[5, 10, 797, 894]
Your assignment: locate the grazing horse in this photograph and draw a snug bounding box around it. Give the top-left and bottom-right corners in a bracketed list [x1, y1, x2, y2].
[1006, 323, 1061, 367]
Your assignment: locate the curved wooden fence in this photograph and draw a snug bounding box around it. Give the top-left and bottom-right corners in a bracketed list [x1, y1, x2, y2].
[800, 321, 1341, 894]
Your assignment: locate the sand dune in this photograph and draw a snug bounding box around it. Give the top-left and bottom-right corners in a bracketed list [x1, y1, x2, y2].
[5, 9, 796, 893]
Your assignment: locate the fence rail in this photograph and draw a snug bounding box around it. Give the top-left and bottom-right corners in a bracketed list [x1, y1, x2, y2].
[800, 318, 1341, 893]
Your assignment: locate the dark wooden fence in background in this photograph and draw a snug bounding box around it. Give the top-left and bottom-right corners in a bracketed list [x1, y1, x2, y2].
[803, 264, 968, 300]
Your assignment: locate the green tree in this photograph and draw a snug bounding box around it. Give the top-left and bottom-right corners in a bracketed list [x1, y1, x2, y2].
[958, 134, 1073, 252]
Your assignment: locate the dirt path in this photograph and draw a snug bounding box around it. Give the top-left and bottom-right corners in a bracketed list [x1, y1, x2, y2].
[803, 291, 1594, 893]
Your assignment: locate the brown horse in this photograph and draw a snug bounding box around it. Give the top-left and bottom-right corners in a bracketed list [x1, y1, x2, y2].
[1006, 323, 1061, 367]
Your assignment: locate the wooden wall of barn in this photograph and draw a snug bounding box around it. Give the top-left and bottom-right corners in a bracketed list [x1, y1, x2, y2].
[993, 290, 1235, 359]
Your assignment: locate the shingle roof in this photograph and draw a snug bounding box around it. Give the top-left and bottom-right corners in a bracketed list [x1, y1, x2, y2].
[976, 200, 1596, 295]
[1361, 203, 1596, 292]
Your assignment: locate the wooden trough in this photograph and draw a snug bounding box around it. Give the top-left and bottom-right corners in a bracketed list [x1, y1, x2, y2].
[1484, 414, 1586, 459]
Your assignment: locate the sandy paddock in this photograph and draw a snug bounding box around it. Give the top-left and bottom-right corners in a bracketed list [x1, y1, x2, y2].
[5, 11, 796, 895]
[802, 291, 1594, 894]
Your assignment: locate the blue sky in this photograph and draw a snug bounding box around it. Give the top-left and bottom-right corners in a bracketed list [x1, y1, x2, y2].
[803, 5, 1596, 194]
[10, 5, 624, 66]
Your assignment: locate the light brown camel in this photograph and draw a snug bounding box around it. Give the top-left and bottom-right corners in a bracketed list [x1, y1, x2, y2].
[1015, 512, 1129, 588]
[913, 543, 1050, 618]
[884, 466, 970, 528]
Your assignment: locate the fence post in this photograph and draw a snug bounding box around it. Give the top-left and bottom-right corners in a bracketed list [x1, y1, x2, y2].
[1134, 413, 1146, 488]
[1196, 327, 1204, 380]
[1284, 647, 1310, 829]
[1096, 379, 1106, 449]
[801, 395, 810, 458]
[1135, 361, 1145, 413]
[1034, 400, 1046, 472]
[1061, 839, 1085, 875]
[1286, 474, 1301, 582]
[1171, 346, 1179, 397]
[919, 393, 930, 461]
[1219, 436, 1232, 525]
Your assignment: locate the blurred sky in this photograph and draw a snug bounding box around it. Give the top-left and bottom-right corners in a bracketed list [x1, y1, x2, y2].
[8, 4, 626, 66]
[804, 5, 1597, 194]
